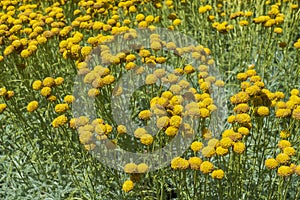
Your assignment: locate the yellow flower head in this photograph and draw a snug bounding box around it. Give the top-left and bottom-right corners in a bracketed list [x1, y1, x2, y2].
[122, 180, 134, 192]
[27, 101, 38, 112]
[211, 169, 225, 179]
[200, 161, 214, 174]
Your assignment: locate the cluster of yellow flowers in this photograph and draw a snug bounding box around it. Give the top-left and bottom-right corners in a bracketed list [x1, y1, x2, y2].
[265, 137, 300, 177]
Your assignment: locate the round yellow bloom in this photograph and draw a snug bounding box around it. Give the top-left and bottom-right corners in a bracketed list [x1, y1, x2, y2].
[165, 126, 178, 137]
[0, 103, 7, 113]
[138, 110, 151, 120]
[171, 157, 189, 170]
[117, 125, 127, 134]
[235, 113, 251, 124]
[216, 146, 229, 156]
[137, 163, 148, 173]
[278, 140, 291, 149]
[140, 134, 154, 145]
[134, 128, 147, 138]
[190, 141, 203, 152]
[234, 103, 249, 113]
[52, 115, 68, 128]
[202, 146, 215, 158]
[40, 87, 51, 97]
[257, 106, 270, 116]
[55, 103, 69, 113]
[173, 19, 181, 26]
[122, 180, 134, 192]
[43, 77, 55, 87]
[211, 169, 225, 179]
[238, 127, 250, 136]
[88, 88, 100, 97]
[27, 101, 38, 112]
[156, 116, 169, 129]
[145, 74, 157, 85]
[169, 115, 182, 128]
[32, 80, 42, 90]
[283, 147, 296, 156]
[276, 153, 290, 164]
[200, 161, 214, 174]
[279, 130, 290, 139]
[79, 131, 93, 144]
[220, 137, 233, 148]
[124, 163, 137, 174]
[265, 158, 278, 169]
[188, 157, 202, 170]
[233, 142, 246, 154]
[55, 77, 64, 86]
[64, 95, 75, 104]
[277, 166, 293, 177]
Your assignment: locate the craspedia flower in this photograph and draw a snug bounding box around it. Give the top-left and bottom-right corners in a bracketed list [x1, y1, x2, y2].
[234, 103, 250, 113]
[233, 142, 246, 154]
[156, 116, 169, 128]
[27, 101, 38, 112]
[200, 82, 210, 92]
[124, 163, 137, 174]
[278, 140, 291, 149]
[117, 125, 127, 134]
[190, 141, 203, 152]
[292, 108, 300, 120]
[40, 87, 51, 97]
[64, 95, 75, 104]
[122, 180, 134, 192]
[265, 158, 279, 169]
[134, 128, 147, 138]
[32, 80, 43, 90]
[52, 115, 68, 128]
[220, 137, 233, 148]
[275, 108, 291, 118]
[230, 92, 250, 104]
[43, 77, 55, 87]
[237, 73, 248, 81]
[79, 131, 93, 144]
[257, 106, 270, 116]
[145, 74, 157, 85]
[238, 127, 250, 136]
[283, 147, 296, 156]
[88, 88, 100, 97]
[202, 146, 215, 158]
[294, 165, 300, 176]
[165, 126, 178, 137]
[200, 161, 214, 174]
[140, 134, 154, 145]
[0, 103, 7, 113]
[280, 130, 290, 139]
[169, 115, 182, 128]
[55, 77, 64, 86]
[171, 157, 189, 170]
[55, 103, 69, 113]
[173, 19, 181, 26]
[215, 80, 225, 87]
[227, 115, 236, 123]
[137, 163, 149, 173]
[277, 166, 293, 177]
[211, 169, 225, 179]
[235, 113, 251, 124]
[138, 110, 152, 120]
[276, 153, 290, 164]
[188, 157, 202, 170]
[216, 146, 229, 156]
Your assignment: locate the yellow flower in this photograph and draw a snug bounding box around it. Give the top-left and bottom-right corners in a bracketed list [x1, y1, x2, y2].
[165, 126, 178, 137]
[239, 20, 249, 26]
[117, 125, 127, 134]
[265, 158, 278, 169]
[138, 110, 151, 120]
[279, 130, 290, 139]
[140, 134, 154, 145]
[235, 113, 251, 124]
[283, 147, 296, 156]
[134, 128, 147, 138]
[233, 142, 246, 154]
[169, 115, 182, 128]
[190, 141, 203, 152]
[32, 80, 42, 90]
[200, 161, 214, 174]
[88, 88, 100, 97]
[52, 115, 68, 128]
[257, 106, 270, 116]
[278, 140, 291, 149]
[0, 103, 7, 113]
[188, 157, 202, 170]
[171, 157, 189, 170]
[234, 103, 250, 113]
[220, 137, 233, 148]
[122, 180, 134, 192]
[216, 146, 229, 156]
[145, 74, 157, 85]
[40, 87, 51, 97]
[137, 163, 148, 173]
[238, 127, 250, 136]
[124, 163, 137, 174]
[277, 166, 293, 177]
[173, 19, 181, 26]
[55, 77, 64, 86]
[276, 153, 290, 164]
[202, 146, 215, 158]
[79, 131, 93, 144]
[27, 101, 38, 112]
[292, 108, 300, 120]
[64, 95, 75, 104]
[55, 103, 69, 113]
[211, 169, 225, 179]
[274, 27, 283, 34]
